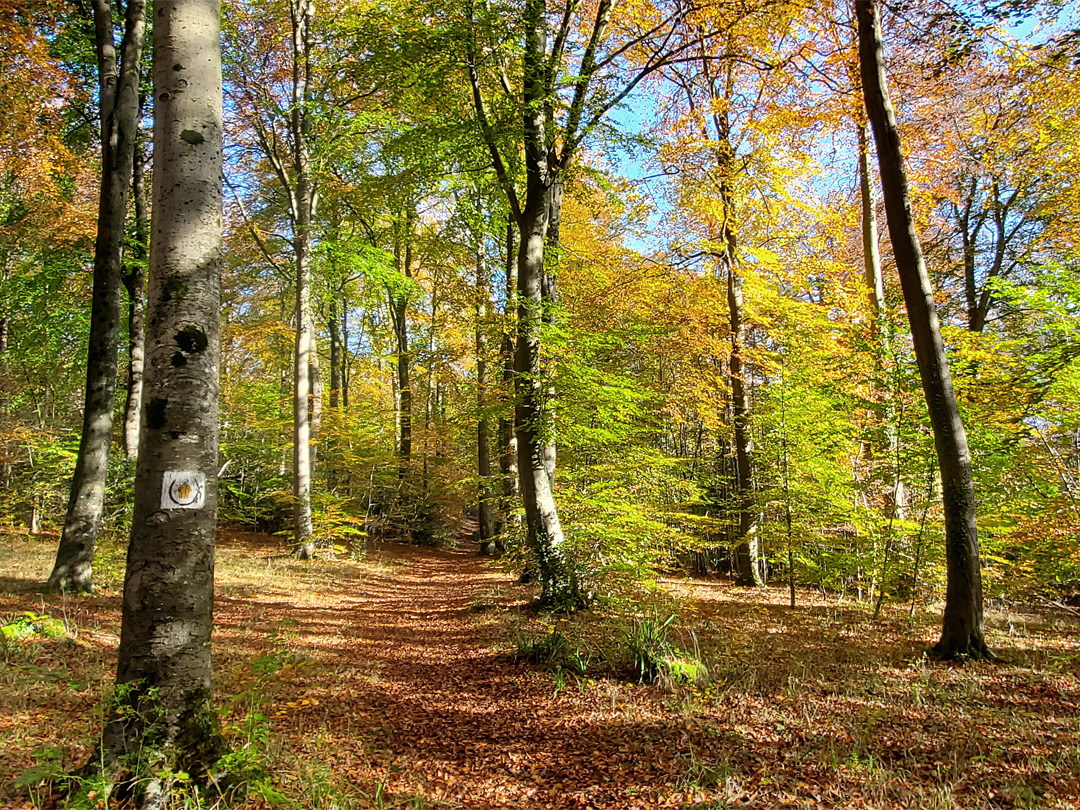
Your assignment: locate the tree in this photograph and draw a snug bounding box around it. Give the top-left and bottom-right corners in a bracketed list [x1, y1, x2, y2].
[856, 0, 991, 659]
[465, 0, 704, 606]
[101, 0, 226, 788]
[122, 132, 149, 462]
[47, 0, 146, 592]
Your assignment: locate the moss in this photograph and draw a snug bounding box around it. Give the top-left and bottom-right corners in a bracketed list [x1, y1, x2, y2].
[175, 687, 227, 776]
[180, 129, 205, 145]
[162, 277, 187, 302]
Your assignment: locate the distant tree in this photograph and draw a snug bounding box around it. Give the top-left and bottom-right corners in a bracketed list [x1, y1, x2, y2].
[47, 0, 146, 592]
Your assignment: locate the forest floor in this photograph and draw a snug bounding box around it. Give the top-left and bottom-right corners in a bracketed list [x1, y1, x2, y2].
[1, 529, 1080, 810]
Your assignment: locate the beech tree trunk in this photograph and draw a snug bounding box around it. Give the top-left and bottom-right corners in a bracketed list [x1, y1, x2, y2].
[515, 0, 579, 607]
[102, 0, 225, 787]
[699, 53, 761, 587]
[122, 136, 149, 464]
[329, 300, 342, 409]
[290, 0, 317, 560]
[476, 242, 496, 551]
[856, 0, 990, 659]
[48, 0, 146, 592]
[390, 207, 414, 481]
[498, 221, 520, 533]
[541, 178, 562, 484]
[857, 119, 885, 318]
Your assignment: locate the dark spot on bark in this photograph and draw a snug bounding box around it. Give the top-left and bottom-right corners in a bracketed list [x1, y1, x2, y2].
[176, 326, 208, 354]
[171, 352, 187, 367]
[180, 129, 204, 145]
[162, 277, 187, 301]
[147, 398, 167, 429]
[159, 92, 171, 102]
[173, 63, 183, 71]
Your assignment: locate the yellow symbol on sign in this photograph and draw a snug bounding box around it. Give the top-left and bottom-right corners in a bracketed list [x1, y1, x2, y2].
[161, 471, 206, 510]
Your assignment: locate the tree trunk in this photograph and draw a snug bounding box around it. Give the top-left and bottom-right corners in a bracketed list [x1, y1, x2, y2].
[48, 0, 146, 592]
[702, 56, 761, 588]
[541, 178, 562, 484]
[122, 135, 149, 464]
[476, 244, 495, 551]
[727, 252, 762, 587]
[390, 209, 414, 477]
[328, 300, 342, 409]
[308, 318, 321, 464]
[291, 0, 317, 560]
[857, 119, 885, 319]
[498, 221, 519, 533]
[340, 298, 350, 410]
[515, 0, 580, 608]
[856, 0, 990, 660]
[102, 0, 225, 786]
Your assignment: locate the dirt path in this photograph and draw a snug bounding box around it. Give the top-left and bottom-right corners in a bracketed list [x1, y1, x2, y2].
[213, 534, 696, 810]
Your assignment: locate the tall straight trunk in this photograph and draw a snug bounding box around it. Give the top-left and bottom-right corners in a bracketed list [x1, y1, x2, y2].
[857, 111, 907, 519]
[856, 0, 990, 659]
[857, 119, 885, 318]
[476, 270, 495, 549]
[309, 318, 321, 462]
[700, 54, 761, 587]
[390, 214, 413, 474]
[102, 0, 224, 781]
[540, 178, 563, 484]
[515, 0, 579, 608]
[122, 136, 149, 463]
[328, 300, 342, 409]
[48, 0, 146, 592]
[340, 298, 350, 410]
[726, 248, 761, 586]
[290, 0, 317, 560]
[498, 220, 519, 530]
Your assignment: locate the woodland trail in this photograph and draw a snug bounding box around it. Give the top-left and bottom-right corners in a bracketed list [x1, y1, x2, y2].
[213, 532, 705, 810]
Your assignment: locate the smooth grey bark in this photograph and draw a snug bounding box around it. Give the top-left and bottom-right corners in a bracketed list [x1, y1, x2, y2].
[856, 0, 990, 659]
[857, 111, 908, 520]
[541, 178, 563, 484]
[389, 210, 414, 476]
[328, 300, 342, 409]
[498, 220, 520, 533]
[48, 0, 146, 592]
[857, 119, 885, 318]
[290, 0, 317, 560]
[103, 0, 225, 782]
[476, 243, 496, 550]
[309, 318, 322, 463]
[122, 136, 149, 463]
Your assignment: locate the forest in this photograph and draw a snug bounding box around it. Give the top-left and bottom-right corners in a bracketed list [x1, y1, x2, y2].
[1, 0, 1079, 807]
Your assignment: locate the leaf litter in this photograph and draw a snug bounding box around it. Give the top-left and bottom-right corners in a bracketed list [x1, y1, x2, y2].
[1, 529, 1079, 809]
